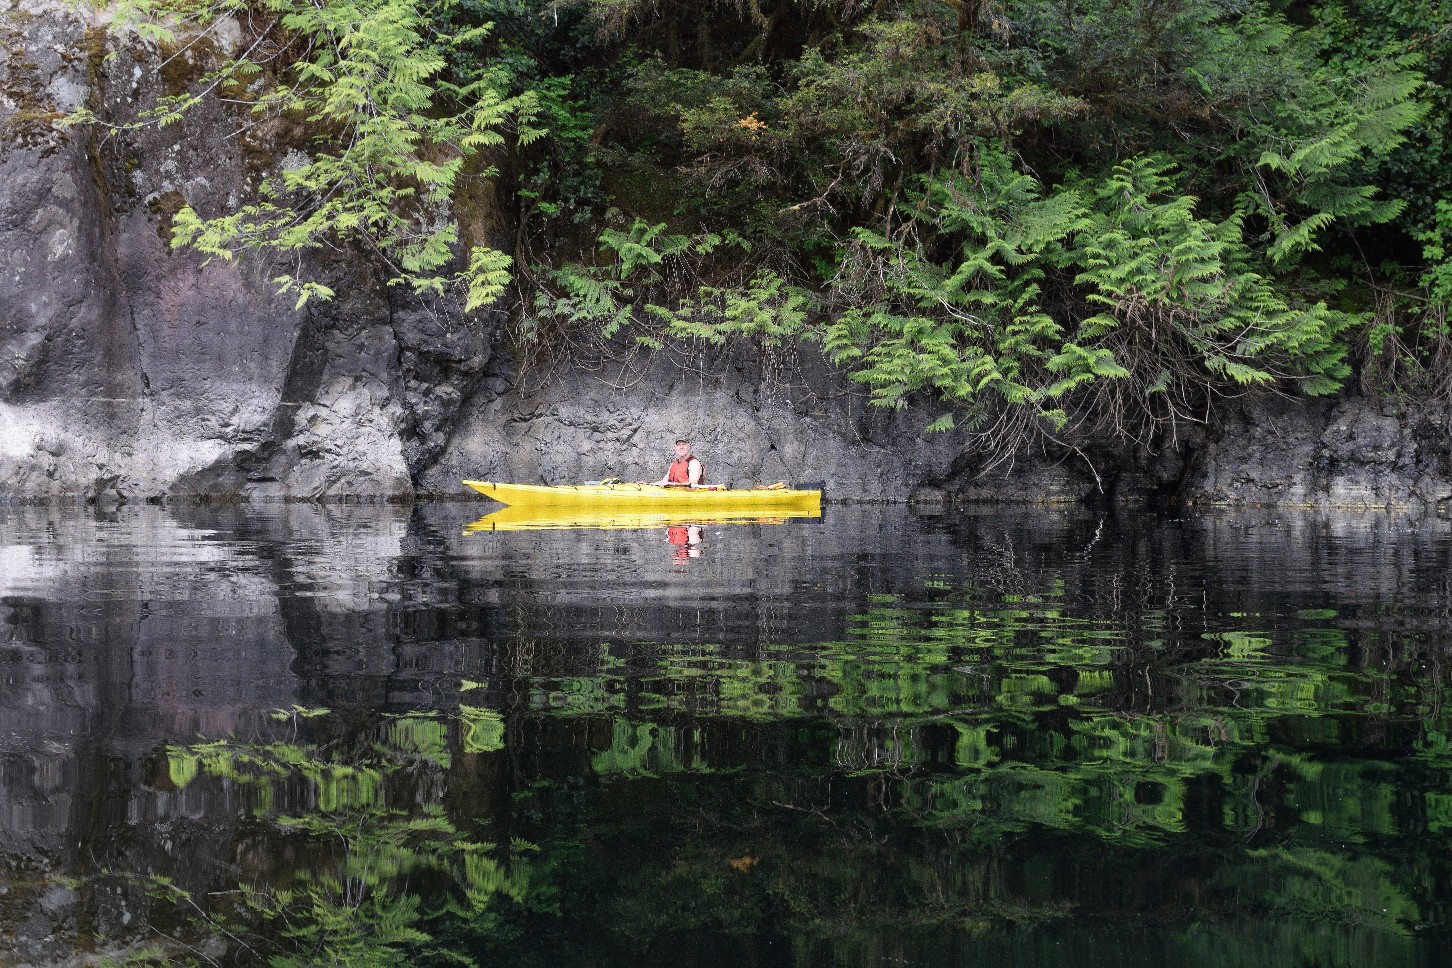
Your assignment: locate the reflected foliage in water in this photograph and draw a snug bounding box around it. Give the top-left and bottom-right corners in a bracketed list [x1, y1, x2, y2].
[0, 504, 1449, 966]
[155, 709, 542, 967]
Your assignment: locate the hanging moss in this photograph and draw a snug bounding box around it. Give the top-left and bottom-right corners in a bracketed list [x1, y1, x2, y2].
[146, 189, 187, 245]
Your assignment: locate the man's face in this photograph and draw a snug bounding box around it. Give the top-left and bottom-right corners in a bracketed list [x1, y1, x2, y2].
[674, 442, 691, 458]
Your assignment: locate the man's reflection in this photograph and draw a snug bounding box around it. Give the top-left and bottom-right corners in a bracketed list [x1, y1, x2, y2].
[666, 524, 704, 563]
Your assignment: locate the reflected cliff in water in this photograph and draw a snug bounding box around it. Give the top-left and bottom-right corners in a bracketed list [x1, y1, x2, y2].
[1, 503, 1451, 966]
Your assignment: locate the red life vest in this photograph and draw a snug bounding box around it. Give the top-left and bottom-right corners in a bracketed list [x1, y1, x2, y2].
[667, 455, 704, 484]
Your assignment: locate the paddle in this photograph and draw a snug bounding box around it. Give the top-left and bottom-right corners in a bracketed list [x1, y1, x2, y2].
[625, 472, 721, 490]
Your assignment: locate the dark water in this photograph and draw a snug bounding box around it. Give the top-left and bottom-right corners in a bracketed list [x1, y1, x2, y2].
[2, 502, 1451, 966]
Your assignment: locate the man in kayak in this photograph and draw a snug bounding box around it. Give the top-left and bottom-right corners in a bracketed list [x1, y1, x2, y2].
[651, 438, 705, 488]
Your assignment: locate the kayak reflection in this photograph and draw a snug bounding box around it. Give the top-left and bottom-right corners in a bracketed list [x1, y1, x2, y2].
[462, 503, 822, 533]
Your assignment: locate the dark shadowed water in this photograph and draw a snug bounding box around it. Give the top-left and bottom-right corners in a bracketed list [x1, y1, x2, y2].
[2, 502, 1451, 966]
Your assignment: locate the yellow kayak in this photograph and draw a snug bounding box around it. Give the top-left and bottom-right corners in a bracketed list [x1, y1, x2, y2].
[464, 503, 820, 533]
[462, 480, 822, 515]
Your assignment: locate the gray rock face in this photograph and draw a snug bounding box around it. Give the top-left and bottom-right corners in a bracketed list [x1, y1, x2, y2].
[0, 2, 490, 502]
[3, 3, 1450, 509]
[420, 343, 935, 501]
[1184, 397, 1452, 509]
[3, 1, 287, 499]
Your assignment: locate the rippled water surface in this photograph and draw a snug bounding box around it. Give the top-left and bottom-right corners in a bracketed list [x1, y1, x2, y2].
[3, 502, 1452, 966]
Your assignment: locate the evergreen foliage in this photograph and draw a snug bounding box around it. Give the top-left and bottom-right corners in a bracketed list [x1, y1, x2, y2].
[91, 0, 1452, 452]
[92, 0, 541, 307]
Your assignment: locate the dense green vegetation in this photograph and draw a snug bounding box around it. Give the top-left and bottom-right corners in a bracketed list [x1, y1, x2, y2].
[100, 0, 1452, 449]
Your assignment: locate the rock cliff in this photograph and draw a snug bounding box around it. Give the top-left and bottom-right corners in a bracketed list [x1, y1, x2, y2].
[2, 1, 1450, 509]
[1183, 397, 1452, 509]
[1, 0, 493, 501]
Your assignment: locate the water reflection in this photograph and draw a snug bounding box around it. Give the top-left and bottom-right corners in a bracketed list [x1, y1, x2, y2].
[0, 503, 1449, 965]
[461, 503, 822, 531]
[462, 503, 816, 566]
[665, 523, 705, 564]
